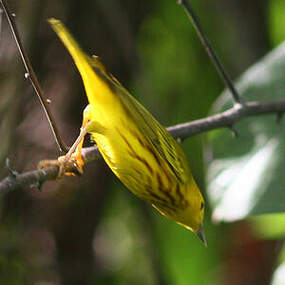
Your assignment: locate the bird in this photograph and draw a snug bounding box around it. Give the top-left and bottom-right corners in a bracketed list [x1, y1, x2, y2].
[42, 18, 206, 245]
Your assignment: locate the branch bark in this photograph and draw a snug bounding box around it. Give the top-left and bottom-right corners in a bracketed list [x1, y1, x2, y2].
[0, 0, 68, 152]
[0, 98, 284, 195]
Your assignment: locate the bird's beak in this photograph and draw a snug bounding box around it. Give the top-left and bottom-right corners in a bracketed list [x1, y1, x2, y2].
[197, 225, 207, 247]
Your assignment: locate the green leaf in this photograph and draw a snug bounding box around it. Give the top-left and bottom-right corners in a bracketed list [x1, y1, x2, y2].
[270, 0, 285, 46]
[250, 213, 285, 239]
[206, 42, 285, 223]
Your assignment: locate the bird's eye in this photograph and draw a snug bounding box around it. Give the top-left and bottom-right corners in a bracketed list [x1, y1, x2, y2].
[200, 202, 204, 210]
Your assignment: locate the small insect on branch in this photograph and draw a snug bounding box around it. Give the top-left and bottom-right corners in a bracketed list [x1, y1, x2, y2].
[0, 0, 68, 152]
[177, 0, 244, 105]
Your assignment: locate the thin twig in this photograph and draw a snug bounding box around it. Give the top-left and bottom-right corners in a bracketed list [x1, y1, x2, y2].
[168, 99, 285, 139]
[0, 7, 3, 35]
[0, 98, 284, 194]
[178, 0, 244, 104]
[0, 0, 68, 152]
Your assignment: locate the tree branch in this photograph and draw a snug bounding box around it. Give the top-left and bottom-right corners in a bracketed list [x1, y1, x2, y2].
[0, 0, 68, 152]
[178, 0, 244, 104]
[0, 99, 284, 195]
[168, 99, 285, 139]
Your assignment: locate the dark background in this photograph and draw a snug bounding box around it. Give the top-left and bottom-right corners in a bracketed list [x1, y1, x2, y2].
[0, 0, 283, 284]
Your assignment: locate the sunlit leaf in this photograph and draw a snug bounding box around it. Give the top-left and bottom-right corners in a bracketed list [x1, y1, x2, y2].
[270, 0, 285, 46]
[271, 245, 285, 285]
[251, 214, 285, 239]
[206, 42, 285, 222]
[271, 263, 285, 285]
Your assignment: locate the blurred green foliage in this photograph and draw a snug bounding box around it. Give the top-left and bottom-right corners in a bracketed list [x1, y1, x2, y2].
[270, 0, 285, 46]
[207, 43, 285, 222]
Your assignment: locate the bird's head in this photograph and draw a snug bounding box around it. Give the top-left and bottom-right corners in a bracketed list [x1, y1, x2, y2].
[153, 179, 206, 245]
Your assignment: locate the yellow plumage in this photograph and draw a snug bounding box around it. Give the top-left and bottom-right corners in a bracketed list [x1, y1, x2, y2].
[47, 18, 206, 243]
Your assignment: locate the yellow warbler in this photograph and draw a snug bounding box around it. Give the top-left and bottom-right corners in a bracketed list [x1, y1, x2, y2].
[47, 18, 206, 244]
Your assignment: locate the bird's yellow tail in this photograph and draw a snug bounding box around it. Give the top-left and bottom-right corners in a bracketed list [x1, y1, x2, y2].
[48, 18, 118, 108]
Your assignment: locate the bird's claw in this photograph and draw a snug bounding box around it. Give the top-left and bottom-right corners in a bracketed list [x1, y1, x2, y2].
[38, 154, 84, 179]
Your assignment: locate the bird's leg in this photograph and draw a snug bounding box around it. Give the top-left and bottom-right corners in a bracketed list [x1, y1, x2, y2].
[38, 105, 94, 178]
[57, 120, 91, 176]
